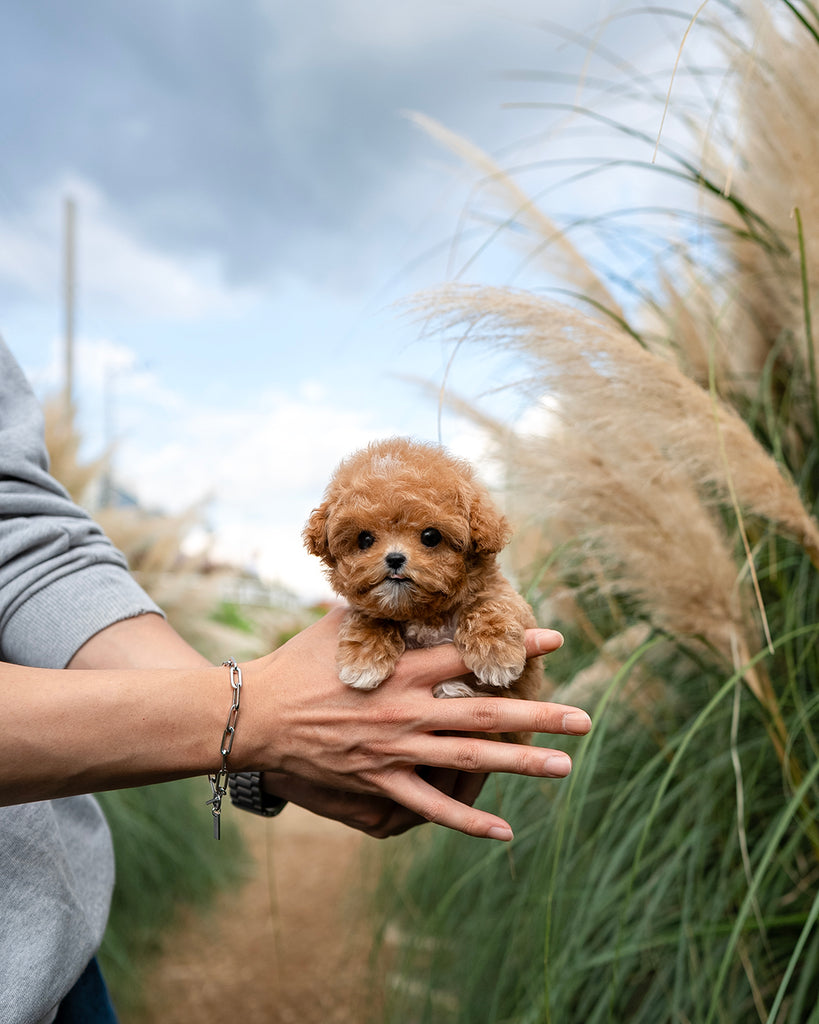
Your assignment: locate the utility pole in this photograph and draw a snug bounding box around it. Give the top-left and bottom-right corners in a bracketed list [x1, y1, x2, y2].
[63, 196, 76, 413]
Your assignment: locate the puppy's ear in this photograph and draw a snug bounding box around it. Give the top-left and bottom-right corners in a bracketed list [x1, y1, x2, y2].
[303, 503, 335, 564]
[469, 490, 512, 555]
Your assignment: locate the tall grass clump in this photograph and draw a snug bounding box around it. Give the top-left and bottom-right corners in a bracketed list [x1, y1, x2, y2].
[374, 2, 819, 1022]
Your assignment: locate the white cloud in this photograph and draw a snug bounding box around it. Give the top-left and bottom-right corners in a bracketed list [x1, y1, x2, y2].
[193, 521, 333, 604]
[107, 377, 387, 598]
[123, 387, 376, 507]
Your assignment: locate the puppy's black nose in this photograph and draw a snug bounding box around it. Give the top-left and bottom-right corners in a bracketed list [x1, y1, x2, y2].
[385, 552, 406, 571]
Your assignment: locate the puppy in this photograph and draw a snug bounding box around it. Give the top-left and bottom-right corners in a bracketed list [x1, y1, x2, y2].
[303, 438, 542, 723]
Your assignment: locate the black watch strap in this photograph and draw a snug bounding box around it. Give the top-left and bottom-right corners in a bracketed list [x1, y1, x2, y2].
[228, 772, 288, 818]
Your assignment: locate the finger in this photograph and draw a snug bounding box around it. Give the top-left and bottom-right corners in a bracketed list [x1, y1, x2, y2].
[376, 769, 488, 836]
[525, 628, 565, 656]
[420, 697, 592, 739]
[411, 734, 574, 778]
[380, 768, 515, 841]
[394, 627, 565, 689]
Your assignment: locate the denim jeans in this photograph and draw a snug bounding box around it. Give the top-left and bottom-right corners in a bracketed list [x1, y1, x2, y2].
[54, 958, 119, 1024]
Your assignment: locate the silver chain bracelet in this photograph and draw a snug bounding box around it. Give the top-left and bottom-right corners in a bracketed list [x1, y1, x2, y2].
[206, 658, 242, 840]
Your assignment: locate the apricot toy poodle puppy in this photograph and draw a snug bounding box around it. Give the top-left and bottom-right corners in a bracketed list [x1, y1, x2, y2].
[303, 438, 542, 714]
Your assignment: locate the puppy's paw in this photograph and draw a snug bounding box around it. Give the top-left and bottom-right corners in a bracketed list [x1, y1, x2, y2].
[337, 644, 397, 689]
[338, 663, 389, 690]
[457, 604, 531, 690]
[461, 641, 526, 690]
[472, 660, 525, 688]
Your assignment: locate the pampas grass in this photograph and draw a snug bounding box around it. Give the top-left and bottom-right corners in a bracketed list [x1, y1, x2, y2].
[374, 2, 819, 1022]
[422, 285, 819, 561]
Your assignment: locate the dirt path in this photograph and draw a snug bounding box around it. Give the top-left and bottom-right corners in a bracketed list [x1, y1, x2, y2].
[127, 806, 385, 1024]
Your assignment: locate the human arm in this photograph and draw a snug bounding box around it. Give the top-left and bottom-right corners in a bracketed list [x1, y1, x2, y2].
[65, 610, 435, 836]
[66, 612, 485, 837]
[0, 338, 589, 840]
[6, 607, 588, 840]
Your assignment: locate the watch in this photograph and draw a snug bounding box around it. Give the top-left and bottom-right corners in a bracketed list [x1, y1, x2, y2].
[228, 772, 288, 817]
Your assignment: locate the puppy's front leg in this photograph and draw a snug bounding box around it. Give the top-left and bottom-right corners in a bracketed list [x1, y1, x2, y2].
[456, 596, 530, 690]
[337, 611, 405, 690]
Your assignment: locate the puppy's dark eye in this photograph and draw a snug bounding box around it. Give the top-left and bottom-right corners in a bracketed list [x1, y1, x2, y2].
[420, 528, 442, 548]
[358, 531, 375, 550]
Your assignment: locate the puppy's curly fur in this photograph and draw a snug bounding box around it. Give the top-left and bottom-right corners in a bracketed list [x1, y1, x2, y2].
[304, 438, 541, 726]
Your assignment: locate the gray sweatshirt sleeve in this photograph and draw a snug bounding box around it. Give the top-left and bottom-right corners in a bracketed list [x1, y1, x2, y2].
[0, 338, 163, 668]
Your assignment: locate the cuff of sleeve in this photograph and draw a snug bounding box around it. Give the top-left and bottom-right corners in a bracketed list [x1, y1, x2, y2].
[2, 564, 164, 668]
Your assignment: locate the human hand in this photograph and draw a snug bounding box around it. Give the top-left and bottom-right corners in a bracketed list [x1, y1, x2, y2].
[240, 608, 591, 842]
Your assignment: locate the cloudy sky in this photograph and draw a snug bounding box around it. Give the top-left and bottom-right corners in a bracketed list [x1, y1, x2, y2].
[0, 0, 698, 599]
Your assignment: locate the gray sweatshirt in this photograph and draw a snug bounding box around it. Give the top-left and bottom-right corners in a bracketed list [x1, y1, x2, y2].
[0, 338, 162, 1024]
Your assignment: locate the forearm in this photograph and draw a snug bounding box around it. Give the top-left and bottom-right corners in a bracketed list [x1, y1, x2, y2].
[7, 653, 227, 804]
[2, 614, 218, 803]
[4, 608, 592, 841]
[68, 614, 301, 810]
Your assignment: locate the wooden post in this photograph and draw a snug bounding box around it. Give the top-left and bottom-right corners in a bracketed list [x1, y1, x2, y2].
[63, 196, 76, 412]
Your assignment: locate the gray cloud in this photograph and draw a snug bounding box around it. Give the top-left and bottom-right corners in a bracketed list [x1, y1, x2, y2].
[1, 1, 608, 286]
[0, 0, 672, 300]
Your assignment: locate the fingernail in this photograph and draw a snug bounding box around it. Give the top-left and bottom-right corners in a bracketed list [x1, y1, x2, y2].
[545, 753, 572, 776]
[536, 629, 564, 652]
[488, 825, 514, 842]
[562, 710, 591, 734]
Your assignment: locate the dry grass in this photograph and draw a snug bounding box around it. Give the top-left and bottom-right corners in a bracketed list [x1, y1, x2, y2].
[408, 0, 819, 683]
[377, 4, 819, 1022]
[419, 285, 819, 676]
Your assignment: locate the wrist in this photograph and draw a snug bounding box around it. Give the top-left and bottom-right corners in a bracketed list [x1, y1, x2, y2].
[223, 655, 288, 774]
